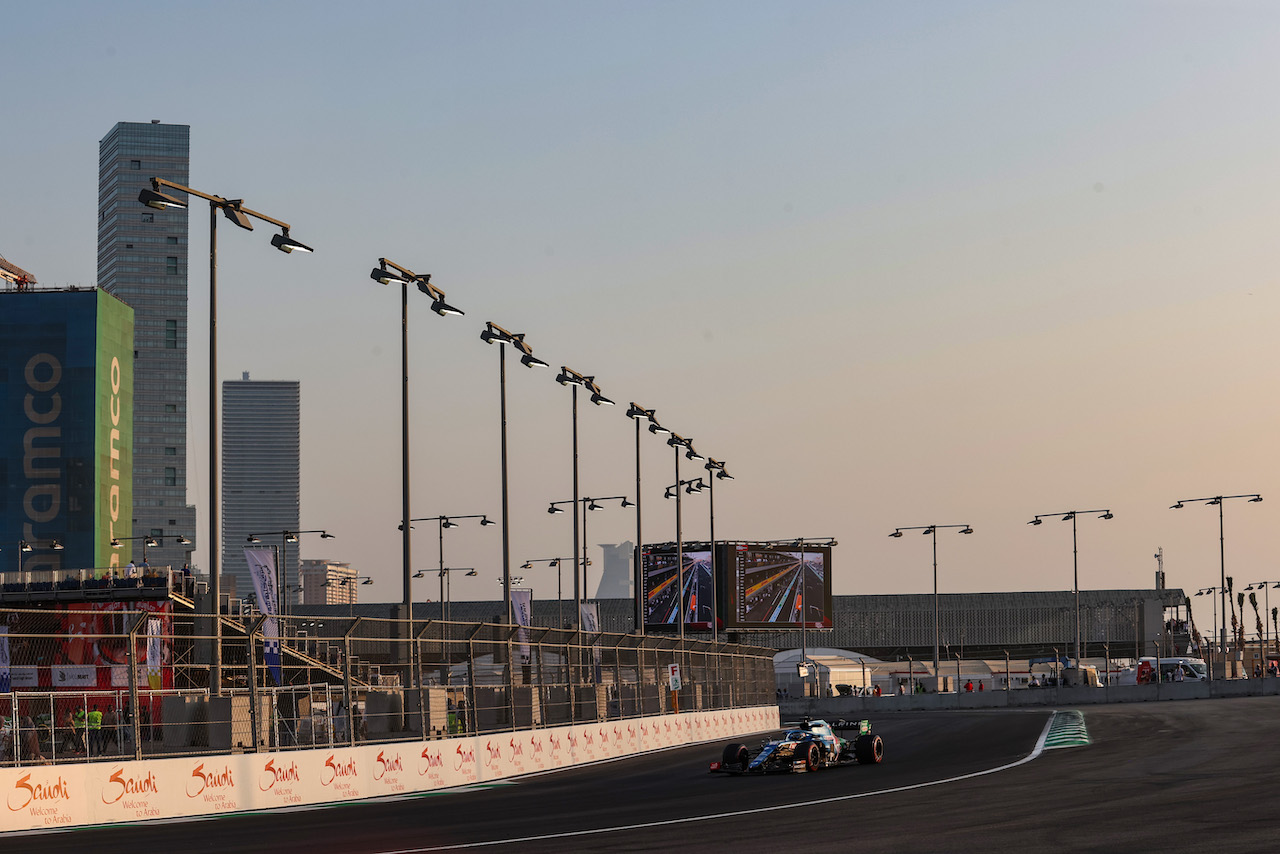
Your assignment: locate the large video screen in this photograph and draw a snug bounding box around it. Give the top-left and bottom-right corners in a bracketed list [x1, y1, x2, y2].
[725, 543, 832, 630]
[641, 545, 716, 631]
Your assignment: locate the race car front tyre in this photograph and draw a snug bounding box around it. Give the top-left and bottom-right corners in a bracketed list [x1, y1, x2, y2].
[854, 734, 884, 765]
[802, 742, 820, 772]
[722, 743, 748, 769]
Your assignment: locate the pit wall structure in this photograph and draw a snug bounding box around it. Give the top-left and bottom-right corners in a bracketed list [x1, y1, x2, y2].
[1, 705, 779, 833]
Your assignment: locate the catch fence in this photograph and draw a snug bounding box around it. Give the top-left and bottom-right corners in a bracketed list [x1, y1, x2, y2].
[0, 606, 775, 767]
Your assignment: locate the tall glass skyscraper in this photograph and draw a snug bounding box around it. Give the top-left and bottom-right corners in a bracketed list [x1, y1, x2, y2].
[222, 376, 300, 601]
[97, 121, 197, 571]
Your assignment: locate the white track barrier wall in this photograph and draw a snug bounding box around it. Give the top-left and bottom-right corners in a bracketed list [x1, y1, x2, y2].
[1, 705, 779, 833]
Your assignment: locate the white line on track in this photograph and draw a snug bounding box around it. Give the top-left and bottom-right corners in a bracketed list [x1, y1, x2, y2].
[377, 711, 1059, 852]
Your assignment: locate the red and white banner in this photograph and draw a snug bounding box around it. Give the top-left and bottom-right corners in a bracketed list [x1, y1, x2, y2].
[0, 706, 780, 832]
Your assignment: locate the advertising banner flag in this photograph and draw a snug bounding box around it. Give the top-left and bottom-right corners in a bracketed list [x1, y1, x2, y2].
[579, 602, 602, 683]
[0, 627, 10, 693]
[511, 589, 533, 665]
[10, 667, 38, 689]
[146, 617, 163, 689]
[244, 547, 282, 684]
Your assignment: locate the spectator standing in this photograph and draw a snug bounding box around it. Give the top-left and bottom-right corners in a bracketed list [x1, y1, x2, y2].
[87, 705, 103, 756]
[101, 705, 119, 754]
[71, 706, 87, 753]
[21, 716, 47, 764]
[58, 709, 81, 754]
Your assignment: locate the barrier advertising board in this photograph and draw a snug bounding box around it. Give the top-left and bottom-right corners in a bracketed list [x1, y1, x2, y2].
[0, 706, 780, 833]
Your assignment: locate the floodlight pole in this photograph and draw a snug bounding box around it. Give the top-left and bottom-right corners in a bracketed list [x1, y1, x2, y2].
[634, 414, 643, 634]
[207, 198, 221, 693]
[370, 256, 464, 704]
[708, 473, 718, 644]
[627, 404, 665, 636]
[572, 382, 580, 615]
[890, 524, 973, 673]
[800, 538, 807, 684]
[399, 264, 413, 677]
[1029, 509, 1113, 666]
[704, 459, 731, 644]
[500, 343, 512, 624]
[405, 515, 492, 621]
[1172, 493, 1263, 662]
[141, 177, 310, 696]
[674, 441, 684, 641]
[481, 323, 548, 625]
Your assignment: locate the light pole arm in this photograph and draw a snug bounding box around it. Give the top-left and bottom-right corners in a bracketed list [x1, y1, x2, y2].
[151, 178, 294, 231]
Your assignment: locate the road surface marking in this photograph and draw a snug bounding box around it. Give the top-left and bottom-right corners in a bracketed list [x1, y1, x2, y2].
[379, 712, 1058, 852]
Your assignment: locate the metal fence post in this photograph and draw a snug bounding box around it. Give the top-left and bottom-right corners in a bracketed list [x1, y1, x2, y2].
[344, 618, 360, 747]
[567, 634, 576, 726]
[466, 625, 480, 736]
[6, 692, 17, 765]
[415, 621, 430, 739]
[246, 616, 267, 753]
[534, 632, 547, 728]
[507, 630, 517, 731]
[126, 612, 149, 761]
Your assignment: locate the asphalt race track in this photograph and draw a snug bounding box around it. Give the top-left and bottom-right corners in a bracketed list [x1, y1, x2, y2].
[9, 697, 1280, 853]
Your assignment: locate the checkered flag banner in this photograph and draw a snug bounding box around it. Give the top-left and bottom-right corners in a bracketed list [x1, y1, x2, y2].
[245, 547, 283, 685]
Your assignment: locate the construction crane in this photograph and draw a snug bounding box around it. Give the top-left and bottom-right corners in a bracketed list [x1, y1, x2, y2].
[0, 253, 37, 290]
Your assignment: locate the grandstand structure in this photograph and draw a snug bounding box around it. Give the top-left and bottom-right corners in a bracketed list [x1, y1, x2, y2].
[293, 588, 1189, 663]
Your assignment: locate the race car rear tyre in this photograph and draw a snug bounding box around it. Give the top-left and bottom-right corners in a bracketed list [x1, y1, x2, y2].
[722, 743, 749, 769]
[854, 734, 884, 765]
[802, 742, 820, 772]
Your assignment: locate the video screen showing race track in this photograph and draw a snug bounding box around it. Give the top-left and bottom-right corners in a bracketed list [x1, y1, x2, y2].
[642, 547, 715, 631]
[727, 544, 832, 629]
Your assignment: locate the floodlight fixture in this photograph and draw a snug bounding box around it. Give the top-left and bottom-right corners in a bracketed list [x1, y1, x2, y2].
[271, 230, 313, 254]
[138, 187, 187, 210]
[220, 202, 254, 231]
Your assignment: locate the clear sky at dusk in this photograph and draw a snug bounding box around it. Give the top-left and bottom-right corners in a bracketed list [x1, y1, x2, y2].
[2, 2, 1277, 604]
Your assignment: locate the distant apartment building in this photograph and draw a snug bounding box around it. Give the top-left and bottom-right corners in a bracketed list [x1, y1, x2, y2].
[97, 120, 196, 571]
[299, 559, 357, 606]
[222, 375, 300, 602]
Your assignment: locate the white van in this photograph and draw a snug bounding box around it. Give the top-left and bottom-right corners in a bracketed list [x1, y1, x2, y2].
[1140, 656, 1208, 682]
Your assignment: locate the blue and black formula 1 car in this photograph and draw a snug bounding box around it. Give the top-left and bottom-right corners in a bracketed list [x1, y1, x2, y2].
[710, 718, 884, 774]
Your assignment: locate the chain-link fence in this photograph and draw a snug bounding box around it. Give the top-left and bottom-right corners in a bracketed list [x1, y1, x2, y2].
[0, 606, 775, 767]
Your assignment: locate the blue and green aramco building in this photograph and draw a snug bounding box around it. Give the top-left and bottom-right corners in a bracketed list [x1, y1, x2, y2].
[0, 287, 133, 577]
